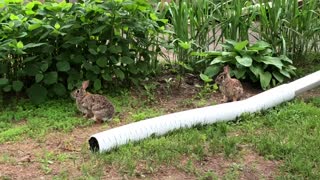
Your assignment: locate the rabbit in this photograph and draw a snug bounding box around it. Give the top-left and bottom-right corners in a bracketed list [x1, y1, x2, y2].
[215, 65, 244, 103]
[71, 80, 115, 123]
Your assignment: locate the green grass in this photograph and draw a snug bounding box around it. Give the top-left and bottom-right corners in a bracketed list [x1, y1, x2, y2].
[0, 99, 89, 143]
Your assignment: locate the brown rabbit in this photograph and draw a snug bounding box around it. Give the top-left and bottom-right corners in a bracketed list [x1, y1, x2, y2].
[71, 80, 115, 123]
[215, 65, 244, 103]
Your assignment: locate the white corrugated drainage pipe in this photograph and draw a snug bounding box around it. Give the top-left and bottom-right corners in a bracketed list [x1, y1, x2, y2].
[89, 71, 320, 152]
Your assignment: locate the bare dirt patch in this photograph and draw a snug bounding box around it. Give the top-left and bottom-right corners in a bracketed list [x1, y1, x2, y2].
[297, 87, 320, 100]
[193, 150, 279, 179]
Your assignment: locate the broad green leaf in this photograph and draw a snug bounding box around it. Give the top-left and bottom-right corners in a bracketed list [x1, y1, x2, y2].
[56, 53, 69, 61]
[91, 25, 107, 34]
[28, 23, 41, 31]
[204, 65, 221, 77]
[235, 55, 252, 67]
[249, 65, 264, 78]
[10, 14, 19, 20]
[23, 43, 46, 49]
[234, 40, 248, 51]
[225, 39, 237, 47]
[114, 69, 125, 80]
[86, 72, 98, 81]
[53, 83, 67, 96]
[260, 71, 272, 90]
[200, 73, 212, 83]
[3, 85, 12, 92]
[279, 55, 293, 63]
[24, 63, 41, 76]
[249, 41, 271, 51]
[60, 24, 73, 30]
[205, 51, 223, 56]
[91, 65, 100, 74]
[17, 41, 24, 49]
[56, 61, 70, 72]
[89, 48, 98, 55]
[35, 74, 44, 83]
[109, 45, 122, 54]
[25, 10, 35, 15]
[54, 23, 60, 30]
[178, 62, 193, 71]
[232, 68, 246, 79]
[25, 1, 41, 10]
[72, 55, 85, 64]
[12, 80, 23, 92]
[40, 62, 49, 72]
[120, 56, 134, 64]
[221, 52, 237, 57]
[0, 78, 9, 86]
[280, 69, 291, 78]
[102, 72, 112, 81]
[259, 56, 283, 69]
[210, 56, 230, 65]
[94, 79, 101, 91]
[128, 65, 138, 74]
[43, 72, 58, 85]
[261, 48, 273, 56]
[96, 57, 108, 67]
[272, 71, 285, 83]
[27, 84, 47, 105]
[97, 45, 108, 53]
[150, 13, 158, 20]
[65, 37, 86, 44]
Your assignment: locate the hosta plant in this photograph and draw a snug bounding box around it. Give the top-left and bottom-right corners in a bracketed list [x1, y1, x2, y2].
[196, 40, 296, 90]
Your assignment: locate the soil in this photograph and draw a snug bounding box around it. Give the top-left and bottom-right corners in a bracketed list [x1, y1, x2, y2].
[0, 75, 319, 180]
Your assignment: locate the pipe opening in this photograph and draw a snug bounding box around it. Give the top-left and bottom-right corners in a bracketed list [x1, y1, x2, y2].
[89, 137, 100, 152]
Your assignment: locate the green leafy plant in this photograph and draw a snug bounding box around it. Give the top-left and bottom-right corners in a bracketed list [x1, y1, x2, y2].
[0, 0, 166, 104]
[198, 40, 296, 90]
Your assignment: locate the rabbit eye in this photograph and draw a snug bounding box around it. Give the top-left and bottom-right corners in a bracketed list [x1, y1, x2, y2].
[76, 90, 80, 93]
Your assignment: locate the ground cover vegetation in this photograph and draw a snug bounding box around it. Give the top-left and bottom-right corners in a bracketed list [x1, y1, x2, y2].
[0, 0, 320, 179]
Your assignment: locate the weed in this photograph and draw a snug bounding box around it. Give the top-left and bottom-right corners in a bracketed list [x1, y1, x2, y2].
[142, 83, 158, 104]
[223, 163, 241, 180]
[0, 153, 15, 165]
[199, 171, 219, 180]
[53, 170, 69, 180]
[129, 108, 163, 122]
[196, 83, 218, 99]
[80, 154, 105, 179]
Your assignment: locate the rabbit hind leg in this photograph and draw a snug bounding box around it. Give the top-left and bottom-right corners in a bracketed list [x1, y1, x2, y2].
[91, 115, 103, 123]
[221, 95, 228, 103]
[93, 111, 108, 123]
[83, 110, 93, 119]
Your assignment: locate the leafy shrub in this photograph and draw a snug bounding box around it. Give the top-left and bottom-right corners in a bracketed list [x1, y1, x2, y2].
[0, 0, 166, 104]
[197, 40, 296, 90]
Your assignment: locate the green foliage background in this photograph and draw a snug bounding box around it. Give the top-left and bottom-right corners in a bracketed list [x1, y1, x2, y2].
[0, 0, 166, 104]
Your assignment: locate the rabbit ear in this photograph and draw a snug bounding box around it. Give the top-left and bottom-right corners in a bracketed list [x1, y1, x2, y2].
[223, 65, 230, 72]
[82, 80, 90, 90]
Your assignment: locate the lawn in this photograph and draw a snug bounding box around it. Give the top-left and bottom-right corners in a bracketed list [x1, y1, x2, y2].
[0, 81, 319, 179]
